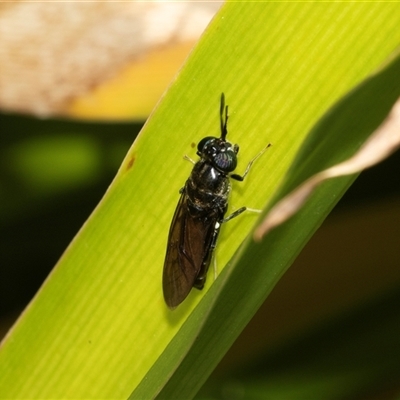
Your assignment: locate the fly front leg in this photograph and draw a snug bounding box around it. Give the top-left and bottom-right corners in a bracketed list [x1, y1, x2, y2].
[230, 143, 271, 182]
[226, 143, 272, 216]
[183, 154, 196, 165]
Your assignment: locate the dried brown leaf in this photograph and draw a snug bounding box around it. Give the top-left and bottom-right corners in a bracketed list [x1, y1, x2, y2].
[254, 97, 400, 241]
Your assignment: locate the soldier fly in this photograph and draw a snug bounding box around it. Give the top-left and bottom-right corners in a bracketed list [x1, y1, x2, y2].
[162, 93, 269, 308]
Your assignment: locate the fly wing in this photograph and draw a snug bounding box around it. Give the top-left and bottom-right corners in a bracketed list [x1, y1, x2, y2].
[163, 192, 218, 309]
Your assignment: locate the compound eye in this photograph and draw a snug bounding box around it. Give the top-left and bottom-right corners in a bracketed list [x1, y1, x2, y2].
[214, 149, 237, 172]
[197, 137, 217, 153]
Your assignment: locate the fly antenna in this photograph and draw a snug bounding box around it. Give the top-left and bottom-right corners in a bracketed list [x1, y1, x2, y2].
[220, 93, 228, 140]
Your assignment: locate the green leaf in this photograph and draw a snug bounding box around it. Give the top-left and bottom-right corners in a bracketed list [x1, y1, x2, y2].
[1, 2, 400, 399]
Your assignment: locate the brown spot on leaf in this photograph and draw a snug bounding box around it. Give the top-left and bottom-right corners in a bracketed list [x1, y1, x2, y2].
[126, 155, 135, 170]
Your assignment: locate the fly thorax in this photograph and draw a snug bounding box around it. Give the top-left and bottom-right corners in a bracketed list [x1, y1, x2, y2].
[186, 161, 231, 210]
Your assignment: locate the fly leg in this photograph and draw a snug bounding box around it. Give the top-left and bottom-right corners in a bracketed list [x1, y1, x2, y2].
[193, 221, 221, 290]
[209, 223, 221, 284]
[183, 155, 196, 164]
[223, 206, 262, 224]
[230, 143, 271, 182]
[207, 207, 260, 283]
[225, 143, 272, 218]
[195, 206, 263, 290]
[223, 207, 247, 222]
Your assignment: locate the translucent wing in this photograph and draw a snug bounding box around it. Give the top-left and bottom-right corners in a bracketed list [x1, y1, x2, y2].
[162, 192, 219, 309]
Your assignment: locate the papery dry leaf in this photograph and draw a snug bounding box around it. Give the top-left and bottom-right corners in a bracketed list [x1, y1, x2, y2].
[254, 97, 400, 241]
[0, 2, 221, 118]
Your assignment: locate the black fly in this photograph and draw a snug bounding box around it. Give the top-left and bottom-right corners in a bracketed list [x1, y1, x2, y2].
[163, 93, 269, 308]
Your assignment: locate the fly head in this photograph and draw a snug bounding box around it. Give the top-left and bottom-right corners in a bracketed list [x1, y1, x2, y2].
[197, 137, 238, 173]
